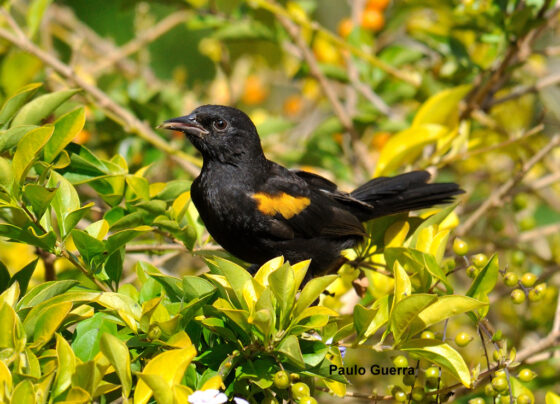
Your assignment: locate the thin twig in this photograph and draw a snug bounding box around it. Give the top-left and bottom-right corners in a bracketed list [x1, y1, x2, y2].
[457, 134, 560, 236]
[488, 71, 560, 107]
[126, 243, 188, 253]
[0, 9, 201, 177]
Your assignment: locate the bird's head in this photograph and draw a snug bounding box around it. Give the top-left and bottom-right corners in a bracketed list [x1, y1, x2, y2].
[159, 105, 264, 165]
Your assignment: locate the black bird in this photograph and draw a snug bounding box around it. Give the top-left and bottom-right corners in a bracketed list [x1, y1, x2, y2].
[160, 105, 463, 279]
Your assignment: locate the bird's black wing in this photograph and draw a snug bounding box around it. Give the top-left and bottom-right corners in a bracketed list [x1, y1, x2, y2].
[251, 165, 366, 240]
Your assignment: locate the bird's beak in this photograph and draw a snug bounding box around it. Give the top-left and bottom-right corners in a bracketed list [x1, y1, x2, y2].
[157, 114, 209, 137]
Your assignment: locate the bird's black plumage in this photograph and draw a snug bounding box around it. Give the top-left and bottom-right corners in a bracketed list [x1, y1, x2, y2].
[160, 105, 463, 279]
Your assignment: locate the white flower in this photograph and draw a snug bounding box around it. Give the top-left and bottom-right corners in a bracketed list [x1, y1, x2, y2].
[233, 398, 250, 404]
[188, 389, 228, 404]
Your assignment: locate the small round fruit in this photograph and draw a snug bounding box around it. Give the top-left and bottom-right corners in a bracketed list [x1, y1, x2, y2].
[472, 253, 488, 268]
[366, 0, 390, 10]
[290, 373, 300, 382]
[520, 273, 537, 287]
[518, 368, 536, 382]
[262, 397, 279, 404]
[466, 265, 478, 279]
[513, 193, 529, 211]
[393, 389, 407, 402]
[503, 272, 518, 287]
[393, 355, 409, 368]
[425, 366, 439, 380]
[484, 383, 497, 396]
[499, 396, 511, 404]
[528, 288, 544, 302]
[453, 238, 469, 256]
[361, 8, 384, 31]
[455, 332, 473, 347]
[512, 250, 525, 265]
[491, 376, 508, 392]
[468, 398, 485, 404]
[411, 387, 425, 401]
[291, 382, 310, 400]
[519, 216, 536, 231]
[494, 369, 506, 378]
[534, 282, 547, 293]
[299, 397, 318, 404]
[511, 289, 526, 304]
[273, 370, 290, 389]
[517, 393, 532, 404]
[421, 331, 435, 340]
[337, 17, 354, 38]
[403, 373, 415, 386]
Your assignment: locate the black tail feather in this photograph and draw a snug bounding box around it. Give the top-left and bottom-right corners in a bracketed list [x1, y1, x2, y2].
[349, 171, 463, 221]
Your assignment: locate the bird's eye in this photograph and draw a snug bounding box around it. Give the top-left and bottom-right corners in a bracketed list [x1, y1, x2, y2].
[213, 119, 228, 131]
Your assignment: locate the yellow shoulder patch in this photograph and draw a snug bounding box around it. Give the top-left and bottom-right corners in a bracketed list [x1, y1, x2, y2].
[252, 192, 311, 219]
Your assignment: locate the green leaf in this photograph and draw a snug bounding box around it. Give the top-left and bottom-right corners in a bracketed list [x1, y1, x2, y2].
[399, 339, 471, 387]
[44, 107, 85, 163]
[0, 83, 42, 128]
[105, 226, 151, 254]
[53, 333, 76, 397]
[0, 125, 38, 153]
[104, 249, 124, 287]
[182, 276, 216, 300]
[293, 275, 337, 317]
[64, 203, 94, 235]
[22, 184, 57, 219]
[466, 255, 499, 317]
[100, 332, 132, 398]
[412, 84, 471, 128]
[408, 203, 457, 247]
[71, 229, 105, 265]
[407, 295, 488, 338]
[11, 380, 36, 404]
[0, 261, 10, 293]
[27, 0, 54, 37]
[12, 126, 54, 185]
[353, 304, 376, 340]
[301, 339, 328, 367]
[125, 176, 150, 201]
[206, 257, 253, 309]
[391, 294, 437, 343]
[277, 335, 305, 368]
[49, 171, 80, 237]
[71, 312, 118, 361]
[17, 280, 78, 309]
[32, 301, 73, 349]
[8, 258, 39, 296]
[270, 263, 295, 327]
[0, 223, 56, 251]
[11, 88, 80, 127]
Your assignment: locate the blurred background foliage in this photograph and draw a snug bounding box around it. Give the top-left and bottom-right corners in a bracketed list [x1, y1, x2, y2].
[0, 0, 560, 403]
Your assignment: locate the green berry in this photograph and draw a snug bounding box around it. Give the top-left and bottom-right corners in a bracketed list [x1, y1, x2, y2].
[494, 369, 506, 378]
[290, 373, 300, 382]
[453, 238, 469, 256]
[466, 265, 478, 279]
[534, 282, 547, 293]
[472, 253, 488, 268]
[519, 216, 536, 231]
[513, 193, 529, 211]
[528, 288, 544, 302]
[291, 382, 310, 400]
[273, 370, 290, 389]
[298, 397, 318, 404]
[491, 376, 508, 392]
[454, 332, 473, 347]
[262, 397, 279, 404]
[485, 383, 497, 396]
[499, 396, 511, 404]
[518, 368, 536, 382]
[512, 250, 525, 265]
[503, 272, 518, 287]
[393, 390, 407, 402]
[517, 393, 532, 404]
[411, 387, 425, 401]
[421, 331, 435, 339]
[511, 289, 526, 304]
[393, 355, 408, 368]
[403, 373, 415, 386]
[468, 398, 485, 404]
[521, 272, 537, 287]
[425, 366, 439, 379]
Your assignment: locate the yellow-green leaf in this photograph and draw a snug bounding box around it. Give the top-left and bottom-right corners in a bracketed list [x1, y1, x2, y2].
[44, 107, 85, 163]
[12, 126, 54, 185]
[546, 391, 560, 404]
[99, 333, 132, 398]
[11, 380, 35, 404]
[136, 374, 173, 404]
[32, 301, 73, 349]
[412, 84, 471, 128]
[53, 333, 76, 397]
[11, 88, 80, 127]
[400, 339, 471, 387]
[133, 346, 197, 404]
[0, 360, 12, 402]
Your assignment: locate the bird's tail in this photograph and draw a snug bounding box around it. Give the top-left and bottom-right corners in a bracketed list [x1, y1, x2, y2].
[349, 171, 464, 221]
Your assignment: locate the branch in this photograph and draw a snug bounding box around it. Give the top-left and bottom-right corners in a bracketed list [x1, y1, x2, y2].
[272, 6, 374, 175]
[457, 134, 560, 236]
[0, 9, 201, 177]
[488, 71, 560, 107]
